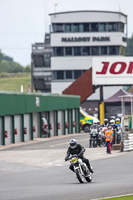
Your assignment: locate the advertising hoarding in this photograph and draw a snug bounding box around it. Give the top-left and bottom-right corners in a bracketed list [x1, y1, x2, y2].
[92, 57, 133, 85]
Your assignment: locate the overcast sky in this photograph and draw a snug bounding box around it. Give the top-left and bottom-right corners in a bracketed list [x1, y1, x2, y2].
[0, 0, 133, 66]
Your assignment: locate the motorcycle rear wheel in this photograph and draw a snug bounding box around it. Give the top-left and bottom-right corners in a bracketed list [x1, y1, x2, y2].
[75, 169, 85, 183]
[85, 174, 92, 182]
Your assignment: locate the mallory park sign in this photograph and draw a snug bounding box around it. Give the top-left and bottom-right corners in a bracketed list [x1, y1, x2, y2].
[62, 36, 110, 42]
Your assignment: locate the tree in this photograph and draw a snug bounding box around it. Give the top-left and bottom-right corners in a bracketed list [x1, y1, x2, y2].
[24, 65, 31, 72]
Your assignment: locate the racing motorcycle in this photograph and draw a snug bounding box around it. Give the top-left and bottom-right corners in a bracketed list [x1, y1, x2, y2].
[67, 155, 92, 183]
[89, 130, 98, 147]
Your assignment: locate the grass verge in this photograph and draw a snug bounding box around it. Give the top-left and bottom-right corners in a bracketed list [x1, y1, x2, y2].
[99, 195, 133, 200]
[0, 73, 31, 92]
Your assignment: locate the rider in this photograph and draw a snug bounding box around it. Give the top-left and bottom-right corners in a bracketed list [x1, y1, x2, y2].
[102, 118, 109, 128]
[115, 118, 121, 144]
[90, 120, 99, 147]
[65, 139, 94, 173]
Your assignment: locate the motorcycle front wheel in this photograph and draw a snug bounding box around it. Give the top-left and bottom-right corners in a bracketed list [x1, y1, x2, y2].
[75, 169, 85, 183]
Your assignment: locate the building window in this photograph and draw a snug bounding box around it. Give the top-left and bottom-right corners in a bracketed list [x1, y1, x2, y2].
[101, 46, 108, 55]
[99, 23, 108, 32]
[108, 23, 117, 32]
[91, 23, 98, 32]
[73, 23, 80, 32]
[44, 54, 50, 67]
[33, 55, 44, 67]
[92, 46, 99, 55]
[109, 46, 119, 55]
[74, 47, 81, 56]
[83, 23, 90, 32]
[56, 47, 64, 56]
[65, 24, 71, 32]
[66, 70, 73, 79]
[82, 47, 90, 55]
[53, 23, 64, 32]
[119, 22, 124, 32]
[74, 70, 82, 79]
[65, 47, 72, 56]
[57, 71, 64, 80]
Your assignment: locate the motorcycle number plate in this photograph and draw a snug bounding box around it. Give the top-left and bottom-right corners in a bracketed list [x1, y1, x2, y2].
[71, 158, 77, 163]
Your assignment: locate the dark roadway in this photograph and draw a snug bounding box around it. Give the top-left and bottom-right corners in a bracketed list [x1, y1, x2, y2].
[0, 134, 133, 200]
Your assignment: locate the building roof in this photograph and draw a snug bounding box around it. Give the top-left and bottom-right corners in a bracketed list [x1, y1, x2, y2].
[104, 89, 131, 103]
[49, 10, 127, 17]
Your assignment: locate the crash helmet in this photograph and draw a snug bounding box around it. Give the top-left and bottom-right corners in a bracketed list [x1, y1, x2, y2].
[116, 118, 120, 124]
[97, 121, 100, 126]
[70, 139, 77, 149]
[110, 116, 116, 120]
[93, 120, 98, 126]
[110, 119, 115, 126]
[104, 118, 108, 125]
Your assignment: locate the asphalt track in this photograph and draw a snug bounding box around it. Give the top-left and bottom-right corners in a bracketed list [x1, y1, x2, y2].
[0, 133, 133, 200]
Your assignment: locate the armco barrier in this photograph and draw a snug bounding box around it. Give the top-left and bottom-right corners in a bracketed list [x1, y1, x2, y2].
[124, 133, 133, 151]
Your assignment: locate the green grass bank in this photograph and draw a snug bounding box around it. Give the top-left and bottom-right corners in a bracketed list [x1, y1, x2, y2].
[0, 73, 31, 92]
[99, 195, 133, 200]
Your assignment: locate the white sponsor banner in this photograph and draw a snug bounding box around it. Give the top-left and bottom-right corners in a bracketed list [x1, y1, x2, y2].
[92, 57, 133, 85]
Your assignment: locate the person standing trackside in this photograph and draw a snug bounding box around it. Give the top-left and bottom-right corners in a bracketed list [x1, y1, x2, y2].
[105, 125, 113, 154]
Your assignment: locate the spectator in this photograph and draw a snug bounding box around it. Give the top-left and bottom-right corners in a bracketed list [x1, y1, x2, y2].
[105, 125, 113, 154]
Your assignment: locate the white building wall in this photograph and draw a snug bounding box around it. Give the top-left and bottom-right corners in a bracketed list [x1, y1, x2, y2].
[14, 115, 21, 143]
[5, 116, 12, 145]
[33, 113, 39, 138]
[50, 11, 127, 24]
[51, 57, 92, 70]
[51, 32, 126, 47]
[50, 111, 55, 136]
[65, 110, 69, 134]
[73, 109, 76, 133]
[52, 81, 72, 94]
[24, 114, 31, 141]
[58, 110, 64, 135]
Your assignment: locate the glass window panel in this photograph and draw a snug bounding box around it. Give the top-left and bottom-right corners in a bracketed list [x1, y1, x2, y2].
[109, 46, 117, 55]
[74, 47, 81, 56]
[101, 46, 108, 55]
[33, 55, 44, 67]
[83, 23, 90, 32]
[53, 23, 64, 32]
[74, 70, 82, 79]
[56, 47, 63, 56]
[53, 71, 56, 79]
[65, 24, 71, 32]
[66, 47, 72, 56]
[66, 71, 72, 79]
[57, 71, 64, 80]
[119, 22, 124, 32]
[108, 23, 117, 31]
[92, 47, 99, 55]
[80, 113, 84, 118]
[91, 23, 98, 32]
[99, 23, 108, 32]
[73, 23, 80, 32]
[82, 47, 90, 55]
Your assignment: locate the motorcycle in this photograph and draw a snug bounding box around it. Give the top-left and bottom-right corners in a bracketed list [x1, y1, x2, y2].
[99, 127, 106, 147]
[67, 155, 92, 183]
[89, 130, 98, 147]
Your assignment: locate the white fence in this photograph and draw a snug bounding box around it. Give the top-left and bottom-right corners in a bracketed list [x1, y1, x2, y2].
[124, 133, 133, 151]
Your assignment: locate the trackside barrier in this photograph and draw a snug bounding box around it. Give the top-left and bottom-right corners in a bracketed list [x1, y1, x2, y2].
[124, 133, 133, 151]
